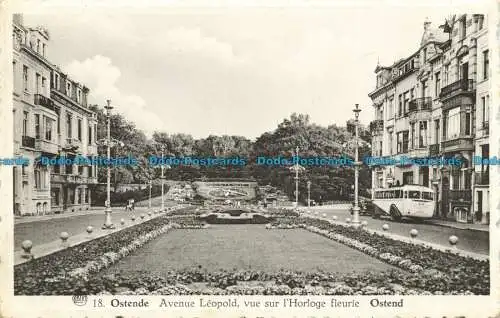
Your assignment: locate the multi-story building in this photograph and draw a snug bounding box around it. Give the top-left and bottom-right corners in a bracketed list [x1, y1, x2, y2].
[12, 14, 98, 216]
[368, 14, 490, 224]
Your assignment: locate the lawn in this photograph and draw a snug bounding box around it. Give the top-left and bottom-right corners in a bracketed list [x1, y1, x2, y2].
[104, 224, 397, 273]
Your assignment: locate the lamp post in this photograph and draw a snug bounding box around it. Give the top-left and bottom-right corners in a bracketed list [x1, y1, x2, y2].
[148, 179, 152, 209]
[294, 146, 299, 206]
[352, 103, 362, 227]
[307, 180, 311, 208]
[102, 100, 115, 229]
[160, 149, 165, 212]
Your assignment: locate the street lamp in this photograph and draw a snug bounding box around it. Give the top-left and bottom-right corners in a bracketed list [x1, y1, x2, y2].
[161, 149, 165, 212]
[148, 179, 152, 209]
[289, 146, 305, 207]
[102, 100, 115, 230]
[352, 103, 362, 227]
[307, 180, 311, 208]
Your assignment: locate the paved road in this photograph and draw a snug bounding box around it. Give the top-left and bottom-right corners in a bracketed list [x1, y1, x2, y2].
[307, 209, 489, 255]
[14, 202, 177, 251]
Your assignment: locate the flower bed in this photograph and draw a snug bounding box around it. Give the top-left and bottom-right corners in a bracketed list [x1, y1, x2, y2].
[72, 269, 475, 295]
[14, 214, 489, 295]
[14, 216, 176, 295]
[266, 217, 489, 295]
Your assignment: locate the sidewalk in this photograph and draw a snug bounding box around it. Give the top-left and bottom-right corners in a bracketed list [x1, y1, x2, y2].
[14, 206, 150, 225]
[424, 219, 489, 232]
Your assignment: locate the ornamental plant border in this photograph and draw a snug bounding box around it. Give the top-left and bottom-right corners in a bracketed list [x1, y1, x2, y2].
[266, 217, 489, 295]
[14, 213, 489, 295]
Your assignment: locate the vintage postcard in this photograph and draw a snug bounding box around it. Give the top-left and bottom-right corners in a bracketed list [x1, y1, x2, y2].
[0, 0, 498, 317]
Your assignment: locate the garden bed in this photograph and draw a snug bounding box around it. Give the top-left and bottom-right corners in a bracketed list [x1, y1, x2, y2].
[13, 215, 489, 295]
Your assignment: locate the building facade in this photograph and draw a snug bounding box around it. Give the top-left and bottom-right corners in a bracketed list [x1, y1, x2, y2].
[12, 14, 98, 216]
[368, 14, 490, 224]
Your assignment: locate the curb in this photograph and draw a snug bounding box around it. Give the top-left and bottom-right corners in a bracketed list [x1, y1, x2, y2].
[424, 221, 489, 233]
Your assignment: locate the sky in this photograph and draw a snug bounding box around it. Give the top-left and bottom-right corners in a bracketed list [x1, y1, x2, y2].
[21, 3, 488, 140]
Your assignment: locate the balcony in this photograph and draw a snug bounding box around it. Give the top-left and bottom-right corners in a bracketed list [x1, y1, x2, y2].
[34, 94, 56, 112]
[21, 135, 36, 148]
[441, 137, 474, 153]
[440, 79, 475, 100]
[429, 143, 440, 156]
[50, 174, 84, 184]
[369, 119, 384, 135]
[408, 97, 432, 112]
[407, 148, 428, 159]
[475, 171, 489, 185]
[35, 139, 59, 154]
[449, 189, 472, 202]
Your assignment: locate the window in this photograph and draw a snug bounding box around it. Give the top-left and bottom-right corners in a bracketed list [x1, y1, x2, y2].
[435, 72, 441, 96]
[409, 191, 420, 199]
[410, 88, 415, 101]
[13, 61, 16, 86]
[434, 119, 440, 144]
[388, 132, 393, 155]
[379, 141, 382, 156]
[403, 172, 413, 185]
[465, 111, 471, 135]
[402, 131, 409, 153]
[423, 48, 427, 62]
[397, 132, 402, 153]
[36, 39, 40, 53]
[388, 97, 394, 118]
[94, 124, 97, 143]
[77, 118, 82, 141]
[66, 114, 72, 139]
[403, 92, 409, 114]
[422, 80, 428, 98]
[66, 82, 71, 96]
[398, 94, 402, 116]
[483, 50, 489, 80]
[459, 17, 467, 39]
[479, 16, 484, 30]
[446, 107, 460, 139]
[410, 123, 416, 149]
[77, 89, 81, 103]
[36, 73, 40, 94]
[23, 65, 28, 91]
[42, 43, 46, 57]
[22, 111, 28, 136]
[422, 192, 433, 201]
[41, 77, 46, 95]
[44, 116, 53, 141]
[34, 169, 41, 189]
[444, 65, 449, 86]
[419, 121, 428, 148]
[35, 114, 40, 139]
[88, 126, 92, 145]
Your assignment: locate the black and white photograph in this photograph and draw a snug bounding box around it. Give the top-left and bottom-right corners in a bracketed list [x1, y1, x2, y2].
[2, 1, 498, 316]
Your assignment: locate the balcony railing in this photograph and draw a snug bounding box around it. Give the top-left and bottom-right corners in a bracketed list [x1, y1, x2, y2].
[21, 135, 36, 148]
[449, 189, 472, 202]
[429, 143, 440, 156]
[34, 94, 56, 111]
[35, 139, 59, 154]
[408, 97, 432, 112]
[369, 119, 383, 133]
[475, 171, 489, 185]
[440, 79, 475, 99]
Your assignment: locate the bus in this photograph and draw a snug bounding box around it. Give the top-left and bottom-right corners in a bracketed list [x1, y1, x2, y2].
[372, 185, 435, 221]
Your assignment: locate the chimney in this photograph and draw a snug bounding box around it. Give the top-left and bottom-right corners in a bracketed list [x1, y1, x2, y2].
[13, 14, 23, 26]
[424, 17, 431, 31]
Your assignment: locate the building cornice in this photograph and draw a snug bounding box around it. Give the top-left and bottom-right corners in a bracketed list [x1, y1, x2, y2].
[51, 89, 95, 116]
